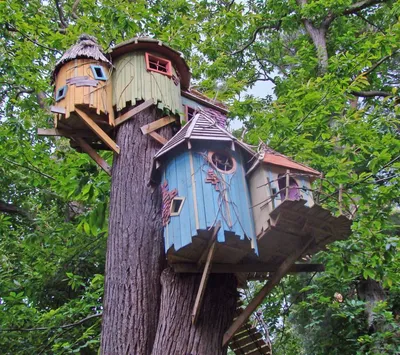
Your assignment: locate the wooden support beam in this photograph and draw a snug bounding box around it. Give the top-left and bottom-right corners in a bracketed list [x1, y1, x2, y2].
[74, 138, 111, 176]
[191, 222, 221, 325]
[37, 128, 95, 138]
[222, 236, 314, 347]
[50, 106, 66, 114]
[37, 128, 70, 137]
[172, 263, 325, 274]
[140, 116, 175, 135]
[148, 131, 168, 145]
[115, 99, 155, 126]
[75, 108, 120, 154]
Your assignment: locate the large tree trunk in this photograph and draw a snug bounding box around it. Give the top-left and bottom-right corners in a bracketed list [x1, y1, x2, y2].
[152, 268, 237, 355]
[101, 106, 169, 355]
[101, 106, 238, 354]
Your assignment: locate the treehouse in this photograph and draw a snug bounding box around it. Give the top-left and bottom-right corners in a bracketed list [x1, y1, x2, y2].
[110, 37, 191, 119]
[246, 147, 352, 266]
[151, 110, 258, 267]
[51, 35, 117, 153]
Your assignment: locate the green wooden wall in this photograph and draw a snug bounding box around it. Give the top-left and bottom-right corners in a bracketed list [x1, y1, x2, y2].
[112, 51, 182, 115]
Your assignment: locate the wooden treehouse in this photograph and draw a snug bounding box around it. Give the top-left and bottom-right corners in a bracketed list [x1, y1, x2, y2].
[50, 34, 118, 156]
[39, 34, 353, 353]
[150, 111, 258, 267]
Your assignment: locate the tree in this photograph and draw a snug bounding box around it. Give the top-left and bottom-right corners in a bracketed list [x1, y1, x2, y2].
[1, 0, 400, 354]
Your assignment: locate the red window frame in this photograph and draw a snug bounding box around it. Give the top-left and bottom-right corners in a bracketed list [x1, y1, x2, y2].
[145, 52, 172, 77]
[185, 105, 196, 121]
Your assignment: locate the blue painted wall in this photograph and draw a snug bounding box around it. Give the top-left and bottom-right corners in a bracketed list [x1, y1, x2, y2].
[162, 142, 257, 255]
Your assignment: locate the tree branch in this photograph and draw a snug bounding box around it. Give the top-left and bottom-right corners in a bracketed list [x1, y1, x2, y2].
[350, 90, 393, 97]
[232, 22, 282, 55]
[0, 313, 102, 332]
[5, 23, 61, 54]
[71, 0, 81, 19]
[343, 0, 387, 16]
[54, 0, 68, 29]
[4, 158, 55, 180]
[0, 200, 28, 217]
[361, 51, 399, 77]
[322, 0, 388, 28]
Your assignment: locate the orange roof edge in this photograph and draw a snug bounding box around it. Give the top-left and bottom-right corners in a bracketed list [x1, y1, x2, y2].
[262, 153, 321, 176]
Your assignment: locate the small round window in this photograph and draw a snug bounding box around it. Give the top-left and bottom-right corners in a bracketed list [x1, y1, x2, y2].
[208, 151, 236, 174]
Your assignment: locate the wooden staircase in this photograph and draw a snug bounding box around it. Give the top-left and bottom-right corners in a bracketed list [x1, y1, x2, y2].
[229, 302, 272, 355]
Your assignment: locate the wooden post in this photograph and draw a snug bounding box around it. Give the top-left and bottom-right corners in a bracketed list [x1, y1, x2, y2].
[192, 222, 221, 325]
[222, 236, 314, 347]
[75, 108, 120, 154]
[285, 169, 290, 200]
[75, 138, 111, 176]
[266, 176, 275, 210]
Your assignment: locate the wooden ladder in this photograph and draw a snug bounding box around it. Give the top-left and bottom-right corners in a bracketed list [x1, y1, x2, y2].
[229, 302, 272, 355]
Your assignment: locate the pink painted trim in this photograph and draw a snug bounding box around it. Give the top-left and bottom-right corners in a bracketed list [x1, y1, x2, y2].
[145, 52, 172, 77]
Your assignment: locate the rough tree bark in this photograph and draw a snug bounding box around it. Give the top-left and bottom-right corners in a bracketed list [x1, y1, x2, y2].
[101, 106, 169, 355]
[101, 107, 238, 354]
[152, 268, 237, 355]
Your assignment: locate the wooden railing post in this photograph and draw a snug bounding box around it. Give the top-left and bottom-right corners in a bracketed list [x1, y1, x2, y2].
[285, 169, 290, 200]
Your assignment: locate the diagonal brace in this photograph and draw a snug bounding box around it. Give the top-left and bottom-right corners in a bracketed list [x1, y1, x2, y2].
[75, 108, 120, 154]
[222, 236, 314, 347]
[74, 138, 111, 176]
[191, 221, 222, 325]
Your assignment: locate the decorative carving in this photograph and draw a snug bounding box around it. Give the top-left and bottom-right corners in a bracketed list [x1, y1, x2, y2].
[161, 180, 178, 226]
[205, 169, 220, 191]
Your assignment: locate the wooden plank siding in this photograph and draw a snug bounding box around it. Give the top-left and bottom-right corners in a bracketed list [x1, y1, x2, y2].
[163, 143, 257, 264]
[112, 51, 182, 116]
[54, 59, 113, 126]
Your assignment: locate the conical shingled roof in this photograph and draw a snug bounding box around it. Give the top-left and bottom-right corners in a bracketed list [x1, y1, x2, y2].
[154, 110, 255, 160]
[52, 34, 111, 80]
[151, 110, 255, 181]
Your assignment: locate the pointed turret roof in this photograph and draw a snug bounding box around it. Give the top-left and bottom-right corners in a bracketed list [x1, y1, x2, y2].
[154, 110, 255, 159]
[53, 34, 111, 80]
[151, 110, 255, 182]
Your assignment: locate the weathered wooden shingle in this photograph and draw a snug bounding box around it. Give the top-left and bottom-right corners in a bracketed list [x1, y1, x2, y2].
[153, 111, 255, 162]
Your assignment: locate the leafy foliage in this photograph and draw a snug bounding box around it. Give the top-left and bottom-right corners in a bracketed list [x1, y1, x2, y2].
[1, 0, 400, 354]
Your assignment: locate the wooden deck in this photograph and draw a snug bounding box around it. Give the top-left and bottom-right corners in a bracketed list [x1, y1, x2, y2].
[253, 199, 352, 265]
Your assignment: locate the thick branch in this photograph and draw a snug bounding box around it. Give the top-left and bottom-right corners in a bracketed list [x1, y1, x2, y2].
[0, 200, 27, 217]
[71, 0, 81, 19]
[350, 90, 393, 97]
[343, 0, 387, 16]
[54, 0, 68, 29]
[323, 0, 387, 28]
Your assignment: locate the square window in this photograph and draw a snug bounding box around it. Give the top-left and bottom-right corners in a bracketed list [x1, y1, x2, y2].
[145, 52, 172, 77]
[55, 85, 68, 102]
[170, 197, 185, 216]
[90, 65, 107, 80]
